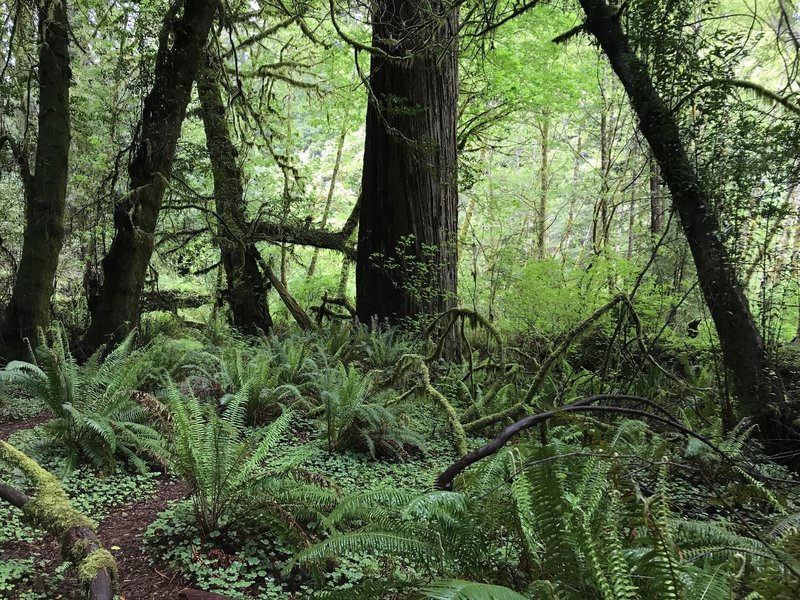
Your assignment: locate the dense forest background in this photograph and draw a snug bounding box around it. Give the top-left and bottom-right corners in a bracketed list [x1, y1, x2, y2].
[2, 0, 800, 599]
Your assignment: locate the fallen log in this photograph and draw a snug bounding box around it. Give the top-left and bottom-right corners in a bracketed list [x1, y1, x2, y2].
[256, 255, 316, 331]
[0, 441, 116, 600]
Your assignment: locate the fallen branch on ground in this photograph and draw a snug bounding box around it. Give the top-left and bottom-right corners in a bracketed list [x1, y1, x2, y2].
[0, 441, 116, 600]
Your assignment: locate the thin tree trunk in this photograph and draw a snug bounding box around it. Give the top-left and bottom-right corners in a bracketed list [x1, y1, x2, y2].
[338, 257, 351, 297]
[537, 116, 550, 259]
[83, 0, 217, 352]
[649, 152, 663, 235]
[0, 0, 71, 361]
[627, 174, 637, 259]
[356, 0, 459, 325]
[308, 128, 347, 277]
[459, 195, 476, 249]
[559, 132, 582, 256]
[593, 101, 612, 254]
[197, 51, 272, 335]
[579, 0, 787, 433]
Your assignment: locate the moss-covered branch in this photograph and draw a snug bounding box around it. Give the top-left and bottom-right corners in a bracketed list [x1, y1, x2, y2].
[393, 354, 468, 456]
[0, 440, 116, 600]
[464, 295, 627, 432]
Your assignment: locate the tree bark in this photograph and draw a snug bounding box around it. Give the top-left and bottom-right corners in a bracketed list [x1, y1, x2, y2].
[82, 0, 217, 352]
[308, 128, 347, 277]
[197, 51, 272, 335]
[0, 0, 71, 361]
[251, 221, 356, 258]
[578, 0, 787, 432]
[356, 0, 459, 324]
[536, 115, 549, 259]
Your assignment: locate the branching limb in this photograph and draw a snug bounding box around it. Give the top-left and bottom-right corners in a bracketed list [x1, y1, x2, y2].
[673, 78, 800, 117]
[393, 354, 469, 456]
[437, 394, 747, 490]
[465, 295, 627, 432]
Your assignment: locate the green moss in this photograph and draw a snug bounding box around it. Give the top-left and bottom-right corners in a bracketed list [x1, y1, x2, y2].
[0, 441, 117, 589]
[0, 441, 95, 535]
[77, 548, 117, 589]
[63, 536, 94, 563]
[395, 354, 468, 456]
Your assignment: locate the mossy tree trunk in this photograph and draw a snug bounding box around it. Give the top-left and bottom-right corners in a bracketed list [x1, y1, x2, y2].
[356, 0, 459, 325]
[82, 0, 217, 352]
[197, 50, 272, 335]
[0, 0, 71, 362]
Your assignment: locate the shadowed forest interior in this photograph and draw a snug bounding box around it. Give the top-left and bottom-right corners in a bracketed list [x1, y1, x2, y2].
[2, 0, 800, 598]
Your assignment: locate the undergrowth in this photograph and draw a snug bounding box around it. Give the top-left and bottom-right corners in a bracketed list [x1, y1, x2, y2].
[1, 316, 799, 599]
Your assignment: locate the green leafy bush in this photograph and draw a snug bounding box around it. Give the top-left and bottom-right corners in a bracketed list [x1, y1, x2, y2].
[321, 363, 424, 459]
[0, 324, 163, 472]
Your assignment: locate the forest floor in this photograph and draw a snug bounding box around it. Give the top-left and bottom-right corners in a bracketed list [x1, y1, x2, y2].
[0, 412, 191, 600]
[0, 404, 457, 599]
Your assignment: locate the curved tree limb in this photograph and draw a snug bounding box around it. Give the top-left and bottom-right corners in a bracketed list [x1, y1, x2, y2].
[251, 221, 356, 259]
[673, 78, 800, 117]
[437, 394, 741, 490]
[464, 295, 627, 432]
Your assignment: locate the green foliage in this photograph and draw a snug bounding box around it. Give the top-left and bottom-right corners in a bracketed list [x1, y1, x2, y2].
[420, 580, 530, 600]
[0, 324, 163, 473]
[322, 363, 424, 459]
[164, 382, 335, 536]
[292, 411, 800, 599]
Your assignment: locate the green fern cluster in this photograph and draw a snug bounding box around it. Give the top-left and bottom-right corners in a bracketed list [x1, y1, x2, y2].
[321, 363, 424, 459]
[0, 323, 163, 473]
[288, 414, 800, 599]
[164, 382, 336, 537]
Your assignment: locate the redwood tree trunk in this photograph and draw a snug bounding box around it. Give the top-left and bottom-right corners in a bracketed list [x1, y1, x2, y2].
[197, 52, 272, 335]
[356, 0, 459, 324]
[83, 0, 217, 351]
[578, 0, 787, 431]
[0, 0, 71, 361]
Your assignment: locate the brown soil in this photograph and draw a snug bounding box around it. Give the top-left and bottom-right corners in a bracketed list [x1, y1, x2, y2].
[97, 478, 191, 599]
[0, 412, 50, 440]
[1, 477, 192, 600]
[0, 415, 194, 599]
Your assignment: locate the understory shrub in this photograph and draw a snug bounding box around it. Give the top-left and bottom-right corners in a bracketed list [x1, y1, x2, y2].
[0, 324, 163, 473]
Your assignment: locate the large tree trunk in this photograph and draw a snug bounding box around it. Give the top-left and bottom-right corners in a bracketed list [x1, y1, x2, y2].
[197, 52, 272, 335]
[82, 0, 217, 351]
[356, 0, 459, 325]
[0, 0, 71, 362]
[578, 0, 788, 434]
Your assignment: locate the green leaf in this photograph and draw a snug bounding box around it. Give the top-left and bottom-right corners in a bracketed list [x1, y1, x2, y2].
[420, 579, 529, 600]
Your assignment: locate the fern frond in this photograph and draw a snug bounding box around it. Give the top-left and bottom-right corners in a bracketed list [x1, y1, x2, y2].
[420, 579, 529, 600]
